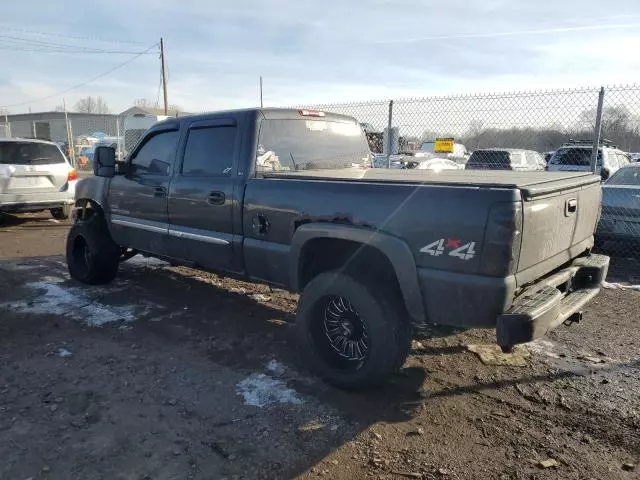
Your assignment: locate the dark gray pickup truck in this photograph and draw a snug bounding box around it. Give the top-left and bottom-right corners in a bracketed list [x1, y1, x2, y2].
[67, 108, 609, 388]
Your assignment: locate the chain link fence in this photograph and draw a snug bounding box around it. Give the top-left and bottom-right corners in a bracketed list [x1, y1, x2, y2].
[0, 113, 123, 170]
[300, 84, 640, 260]
[1, 84, 638, 261]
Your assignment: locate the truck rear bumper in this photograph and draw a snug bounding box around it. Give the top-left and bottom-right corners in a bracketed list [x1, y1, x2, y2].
[496, 254, 610, 347]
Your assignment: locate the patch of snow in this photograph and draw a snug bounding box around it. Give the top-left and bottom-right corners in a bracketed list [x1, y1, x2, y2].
[265, 359, 286, 376]
[0, 281, 153, 326]
[237, 373, 302, 407]
[527, 339, 562, 358]
[1, 262, 38, 271]
[602, 281, 640, 291]
[251, 293, 271, 302]
[127, 255, 169, 268]
[57, 348, 73, 358]
[42, 276, 65, 284]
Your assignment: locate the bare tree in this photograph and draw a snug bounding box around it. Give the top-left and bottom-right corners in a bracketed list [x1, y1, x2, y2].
[133, 98, 182, 113]
[53, 105, 65, 112]
[0, 108, 10, 116]
[74, 96, 109, 114]
[133, 98, 153, 108]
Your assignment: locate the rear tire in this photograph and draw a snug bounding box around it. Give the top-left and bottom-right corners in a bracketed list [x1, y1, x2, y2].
[66, 213, 120, 285]
[50, 205, 71, 220]
[296, 271, 411, 389]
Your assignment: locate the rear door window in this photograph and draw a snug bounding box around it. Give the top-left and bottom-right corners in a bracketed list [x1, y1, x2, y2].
[0, 142, 66, 165]
[467, 151, 510, 169]
[181, 126, 237, 176]
[551, 147, 599, 166]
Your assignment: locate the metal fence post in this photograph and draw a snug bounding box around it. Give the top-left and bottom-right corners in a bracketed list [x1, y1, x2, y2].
[116, 116, 121, 160]
[386, 100, 394, 168]
[591, 87, 605, 174]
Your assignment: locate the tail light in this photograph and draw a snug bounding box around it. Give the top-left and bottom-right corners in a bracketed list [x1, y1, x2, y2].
[67, 168, 78, 181]
[480, 201, 522, 276]
[298, 109, 325, 117]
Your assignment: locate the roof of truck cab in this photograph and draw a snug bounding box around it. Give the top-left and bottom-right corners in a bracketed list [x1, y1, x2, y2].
[169, 108, 358, 124]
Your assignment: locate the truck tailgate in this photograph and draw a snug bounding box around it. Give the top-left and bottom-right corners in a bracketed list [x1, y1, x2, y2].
[516, 174, 601, 284]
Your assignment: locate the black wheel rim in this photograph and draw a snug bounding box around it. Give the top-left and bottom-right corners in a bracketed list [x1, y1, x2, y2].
[72, 235, 92, 277]
[310, 295, 370, 372]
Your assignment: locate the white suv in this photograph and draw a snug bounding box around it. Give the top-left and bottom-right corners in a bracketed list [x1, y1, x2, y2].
[0, 138, 77, 219]
[548, 140, 630, 180]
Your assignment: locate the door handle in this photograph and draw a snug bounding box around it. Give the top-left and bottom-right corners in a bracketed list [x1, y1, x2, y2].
[153, 186, 167, 198]
[207, 191, 225, 205]
[565, 198, 578, 216]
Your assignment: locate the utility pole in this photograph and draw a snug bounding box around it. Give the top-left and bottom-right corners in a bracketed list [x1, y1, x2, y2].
[63, 98, 75, 165]
[260, 76, 263, 108]
[160, 38, 168, 115]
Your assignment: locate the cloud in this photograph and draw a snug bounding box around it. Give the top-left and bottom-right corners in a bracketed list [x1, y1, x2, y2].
[0, 0, 639, 113]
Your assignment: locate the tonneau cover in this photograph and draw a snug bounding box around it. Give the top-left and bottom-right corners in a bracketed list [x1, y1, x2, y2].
[262, 169, 600, 199]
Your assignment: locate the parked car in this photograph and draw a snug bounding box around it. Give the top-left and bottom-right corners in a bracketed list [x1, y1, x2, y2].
[415, 140, 468, 161]
[416, 157, 461, 171]
[466, 149, 546, 171]
[630, 152, 640, 162]
[67, 108, 608, 388]
[0, 138, 77, 219]
[77, 145, 95, 169]
[544, 151, 555, 164]
[548, 140, 630, 180]
[596, 162, 640, 248]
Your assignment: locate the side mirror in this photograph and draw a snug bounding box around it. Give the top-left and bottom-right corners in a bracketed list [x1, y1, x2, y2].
[93, 146, 116, 177]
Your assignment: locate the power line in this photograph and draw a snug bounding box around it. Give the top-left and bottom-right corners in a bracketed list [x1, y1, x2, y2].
[0, 43, 159, 109]
[0, 34, 155, 54]
[0, 45, 156, 55]
[0, 24, 147, 46]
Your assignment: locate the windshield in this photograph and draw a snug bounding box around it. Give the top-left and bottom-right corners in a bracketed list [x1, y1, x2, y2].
[550, 147, 602, 166]
[606, 167, 640, 186]
[257, 119, 371, 172]
[0, 142, 65, 165]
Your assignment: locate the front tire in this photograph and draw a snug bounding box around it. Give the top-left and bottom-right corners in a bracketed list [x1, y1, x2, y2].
[50, 205, 72, 220]
[66, 213, 120, 285]
[296, 271, 411, 389]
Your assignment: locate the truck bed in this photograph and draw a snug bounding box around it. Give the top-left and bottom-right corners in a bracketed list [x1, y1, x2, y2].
[263, 169, 600, 199]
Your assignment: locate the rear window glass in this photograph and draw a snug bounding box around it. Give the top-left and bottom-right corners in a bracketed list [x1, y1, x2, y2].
[257, 119, 371, 172]
[0, 142, 66, 165]
[606, 167, 640, 186]
[467, 151, 511, 169]
[550, 147, 601, 166]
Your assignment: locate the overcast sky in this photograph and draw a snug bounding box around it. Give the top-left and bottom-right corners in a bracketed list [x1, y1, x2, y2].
[1, 0, 639, 114]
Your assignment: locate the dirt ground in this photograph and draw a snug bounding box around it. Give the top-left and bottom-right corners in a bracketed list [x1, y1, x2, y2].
[0, 212, 638, 480]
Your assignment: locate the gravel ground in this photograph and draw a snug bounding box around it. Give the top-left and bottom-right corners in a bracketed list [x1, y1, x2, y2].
[0, 212, 638, 480]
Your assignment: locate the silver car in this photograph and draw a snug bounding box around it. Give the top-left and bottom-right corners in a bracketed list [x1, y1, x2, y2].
[596, 163, 640, 247]
[0, 138, 77, 219]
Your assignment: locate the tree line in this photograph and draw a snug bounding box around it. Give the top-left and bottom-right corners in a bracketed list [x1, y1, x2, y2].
[448, 106, 640, 154]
